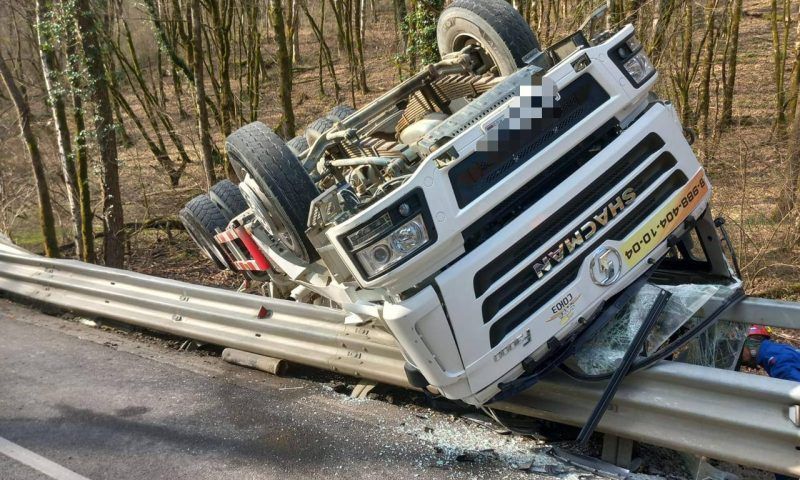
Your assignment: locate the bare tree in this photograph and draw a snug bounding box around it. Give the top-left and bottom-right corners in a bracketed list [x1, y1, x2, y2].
[785, 3, 800, 125]
[36, 0, 83, 257]
[290, 0, 301, 64]
[696, 0, 721, 137]
[0, 53, 60, 258]
[719, 0, 742, 129]
[778, 97, 800, 215]
[770, 0, 789, 130]
[74, 0, 125, 267]
[270, 0, 296, 138]
[63, 3, 95, 263]
[192, 0, 217, 189]
[300, 0, 341, 100]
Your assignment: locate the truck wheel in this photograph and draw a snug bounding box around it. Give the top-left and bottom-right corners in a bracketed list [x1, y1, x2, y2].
[286, 135, 309, 156]
[304, 117, 335, 146]
[209, 179, 248, 222]
[180, 194, 230, 270]
[437, 0, 540, 76]
[327, 104, 356, 121]
[226, 122, 320, 263]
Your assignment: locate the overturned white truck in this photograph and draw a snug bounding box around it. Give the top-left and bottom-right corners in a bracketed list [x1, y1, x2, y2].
[180, 0, 743, 428]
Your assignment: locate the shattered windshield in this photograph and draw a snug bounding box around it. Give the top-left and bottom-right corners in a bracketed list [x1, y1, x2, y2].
[571, 280, 744, 375]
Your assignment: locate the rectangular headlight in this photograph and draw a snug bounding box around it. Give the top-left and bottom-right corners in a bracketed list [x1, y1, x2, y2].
[355, 214, 430, 277]
[339, 189, 436, 280]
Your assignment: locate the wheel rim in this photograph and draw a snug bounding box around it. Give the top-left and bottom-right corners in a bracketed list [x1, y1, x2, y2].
[240, 179, 306, 260]
[258, 196, 299, 253]
[184, 217, 227, 268]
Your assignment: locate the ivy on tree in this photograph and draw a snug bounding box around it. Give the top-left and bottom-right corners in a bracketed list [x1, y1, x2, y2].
[398, 0, 444, 71]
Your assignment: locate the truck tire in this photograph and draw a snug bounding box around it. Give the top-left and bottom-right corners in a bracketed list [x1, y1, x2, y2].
[180, 194, 230, 270]
[209, 179, 248, 222]
[327, 104, 356, 121]
[304, 117, 335, 145]
[226, 122, 320, 263]
[437, 0, 540, 76]
[286, 135, 309, 156]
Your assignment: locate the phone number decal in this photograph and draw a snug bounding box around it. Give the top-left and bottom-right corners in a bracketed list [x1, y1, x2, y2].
[621, 170, 709, 267]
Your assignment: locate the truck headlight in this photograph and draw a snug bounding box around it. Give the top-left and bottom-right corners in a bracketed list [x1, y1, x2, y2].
[340, 189, 436, 280]
[609, 34, 655, 86]
[356, 214, 430, 277]
[623, 51, 654, 84]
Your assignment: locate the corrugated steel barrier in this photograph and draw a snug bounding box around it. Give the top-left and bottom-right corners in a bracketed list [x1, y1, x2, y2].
[0, 240, 797, 475]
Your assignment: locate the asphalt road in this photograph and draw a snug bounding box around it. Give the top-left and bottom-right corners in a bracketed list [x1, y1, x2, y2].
[0, 299, 561, 480]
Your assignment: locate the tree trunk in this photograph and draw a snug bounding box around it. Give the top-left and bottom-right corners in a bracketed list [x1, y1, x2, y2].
[193, 0, 217, 190]
[354, 0, 368, 91]
[771, 0, 787, 130]
[63, 9, 95, 263]
[359, 0, 366, 46]
[785, 2, 800, 125]
[208, 0, 234, 139]
[650, 0, 676, 64]
[778, 94, 800, 216]
[697, 0, 720, 138]
[679, 0, 693, 125]
[329, 0, 347, 55]
[36, 0, 83, 258]
[291, 0, 301, 64]
[393, 0, 408, 76]
[0, 53, 60, 258]
[246, 0, 262, 122]
[143, 0, 195, 83]
[719, 0, 742, 128]
[74, 0, 125, 267]
[270, 0, 296, 138]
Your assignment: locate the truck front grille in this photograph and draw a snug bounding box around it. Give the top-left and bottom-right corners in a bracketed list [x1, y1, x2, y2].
[448, 74, 610, 208]
[487, 168, 688, 347]
[462, 119, 623, 253]
[474, 134, 669, 299]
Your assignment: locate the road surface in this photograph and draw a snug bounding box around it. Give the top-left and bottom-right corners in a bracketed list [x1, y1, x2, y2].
[0, 298, 563, 480]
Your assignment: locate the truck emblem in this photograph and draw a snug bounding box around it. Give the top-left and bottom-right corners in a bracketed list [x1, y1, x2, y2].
[532, 188, 636, 279]
[589, 247, 622, 286]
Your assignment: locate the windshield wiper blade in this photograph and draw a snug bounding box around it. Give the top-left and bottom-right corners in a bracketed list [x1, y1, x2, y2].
[576, 287, 671, 445]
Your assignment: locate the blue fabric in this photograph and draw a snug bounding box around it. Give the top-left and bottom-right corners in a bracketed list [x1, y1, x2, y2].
[757, 340, 800, 382]
[756, 341, 800, 479]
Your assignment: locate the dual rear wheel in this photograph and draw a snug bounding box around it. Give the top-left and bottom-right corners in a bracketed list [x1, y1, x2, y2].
[179, 181, 248, 270]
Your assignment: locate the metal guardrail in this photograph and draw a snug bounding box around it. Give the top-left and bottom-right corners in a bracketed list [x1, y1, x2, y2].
[0, 241, 797, 475]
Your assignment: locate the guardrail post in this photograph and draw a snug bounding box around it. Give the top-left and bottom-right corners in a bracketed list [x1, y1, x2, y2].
[601, 434, 635, 469]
